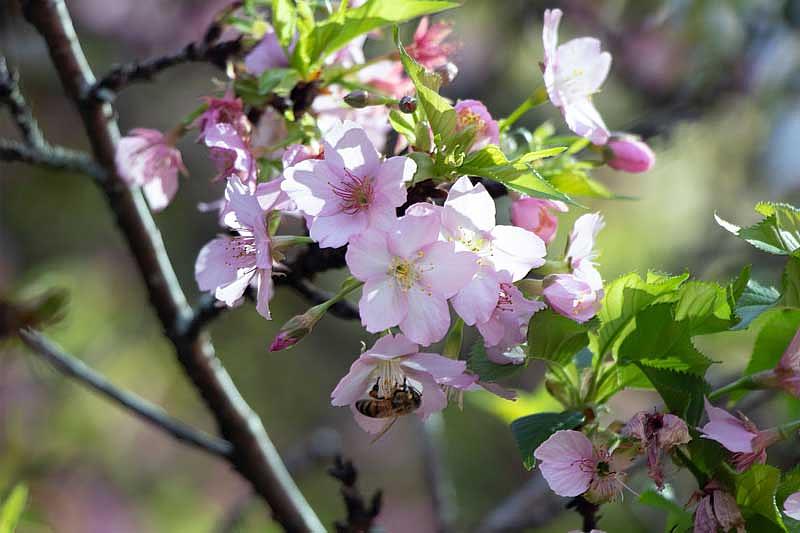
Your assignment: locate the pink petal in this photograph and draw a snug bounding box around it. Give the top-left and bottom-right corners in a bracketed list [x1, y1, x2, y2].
[141, 168, 179, 212]
[534, 430, 595, 497]
[403, 353, 467, 380]
[416, 242, 479, 299]
[403, 367, 447, 418]
[451, 268, 501, 325]
[542, 9, 562, 68]
[700, 399, 757, 453]
[359, 279, 408, 333]
[562, 97, 610, 145]
[374, 156, 415, 206]
[254, 269, 273, 320]
[350, 404, 395, 434]
[345, 230, 393, 281]
[567, 213, 605, 265]
[784, 492, 800, 520]
[195, 237, 253, 291]
[369, 334, 419, 358]
[322, 119, 381, 178]
[400, 287, 451, 346]
[215, 270, 255, 307]
[310, 210, 369, 248]
[388, 207, 441, 259]
[331, 358, 375, 406]
[281, 160, 342, 217]
[444, 176, 496, 232]
[489, 225, 547, 280]
[555, 37, 612, 98]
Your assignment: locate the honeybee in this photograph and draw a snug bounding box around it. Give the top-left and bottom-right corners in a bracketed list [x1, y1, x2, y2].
[355, 379, 422, 442]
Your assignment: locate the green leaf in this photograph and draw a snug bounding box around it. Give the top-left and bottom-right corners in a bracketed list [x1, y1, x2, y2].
[745, 308, 800, 376]
[527, 309, 589, 366]
[547, 168, 613, 199]
[467, 343, 526, 382]
[394, 26, 457, 143]
[636, 363, 709, 425]
[592, 272, 689, 359]
[272, 0, 297, 47]
[388, 109, 417, 144]
[674, 281, 735, 335]
[514, 146, 567, 163]
[638, 489, 694, 533]
[0, 485, 27, 533]
[258, 68, 300, 95]
[716, 203, 800, 257]
[782, 257, 800, 308]
[595, 364, 653, 403]
[686, 437, 726, 478]
[510, 411, 584, 470]
[778, 465, 800, 508]
[733, 278, 780, 330]
[460, 145, 572, 203]
[736, 464, 786, 531]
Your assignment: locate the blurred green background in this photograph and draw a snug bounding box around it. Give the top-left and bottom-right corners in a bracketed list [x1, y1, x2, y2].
[3, 0, 800, 531]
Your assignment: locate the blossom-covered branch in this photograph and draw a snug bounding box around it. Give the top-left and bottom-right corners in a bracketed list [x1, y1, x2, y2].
[17, 328, 234, 459]
[19, 1, 324, 530]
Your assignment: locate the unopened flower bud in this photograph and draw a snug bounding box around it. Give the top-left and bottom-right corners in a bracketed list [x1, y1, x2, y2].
[435, 62, 459, 86]
[269, 304, 326, 351]
[344, 90, 371, 108]
[606, 135, 655, 173]
[398, 95, 417, 114]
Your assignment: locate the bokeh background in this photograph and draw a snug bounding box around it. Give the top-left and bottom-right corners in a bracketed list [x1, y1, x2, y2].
[3, 0, 800, 531]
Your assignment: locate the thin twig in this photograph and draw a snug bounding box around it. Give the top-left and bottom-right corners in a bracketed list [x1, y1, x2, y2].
[329, 456, 382, 533]
[17, 328, 233, 459]
[277, 276, 360, 320]
[0, 137, 103, 178]
[20, 1, 323, 530]
[0, 56, 45, 146]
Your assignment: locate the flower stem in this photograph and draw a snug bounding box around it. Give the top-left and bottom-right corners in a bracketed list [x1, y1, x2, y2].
[499, 86, 549, 132]
[708, 374, 759, 401]
[443, 317, 464, 358]
[317, 276, 363, 313]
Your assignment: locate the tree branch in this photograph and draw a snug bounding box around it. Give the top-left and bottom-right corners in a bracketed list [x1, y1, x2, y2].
[17, 328, 233, 459]
[328, 456, 382, 533]
[20, 1, 323, 530]
[0, 137, 103, 178]
[0, 56, 45, 146]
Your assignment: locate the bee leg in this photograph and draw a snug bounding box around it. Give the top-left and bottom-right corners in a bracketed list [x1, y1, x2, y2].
[369, 416, 399, 444]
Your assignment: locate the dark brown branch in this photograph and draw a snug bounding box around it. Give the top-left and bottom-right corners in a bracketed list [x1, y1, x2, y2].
[0, 56, 45, 146]
[86, 37, 243, 102]
[17, 328, 233, 459]
[0, 137, 103, 178]
[566, 496, 600, 532]
[20, 1, 323, 530]
[328, 456, 382, 533]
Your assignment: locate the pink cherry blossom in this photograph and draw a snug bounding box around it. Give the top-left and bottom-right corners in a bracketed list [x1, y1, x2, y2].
[543, 213, 605, 322]
[345, 204, 478, 346]
[699, 399, 781, 472]
[441, 177, 546, 327]
[244, 27, 289, 75]
[623, 411, 690, 488]
[454, 100, 500, 152]
[406, 16, 458, 70]
[195, 179, 289, 320]
[116, 128, 187, 212]
[330, 334, 468, 433]
[203, 122, 257, 189]
[475, 272, 546, 364]
[195, 93, 250, 141]
[438, 372, 517, 407]
[509, 196, 568, 244]
[542, 9, 612, 145]
[533, 429, 630, 503]
[282, 120, 415, 248]
[607, 136, 656, 173]
[785, 492, 800, 520]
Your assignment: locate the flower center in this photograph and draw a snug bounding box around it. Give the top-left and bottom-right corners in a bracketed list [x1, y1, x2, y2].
[457, 110, 486, 134]
[223, 235, 257, 267]
[389, 257, 419, 291]
[496, 283, 515, 312]
[374, 360, 407, 398]
[330, 169, 375, 215]
[454, 225, 490, 254]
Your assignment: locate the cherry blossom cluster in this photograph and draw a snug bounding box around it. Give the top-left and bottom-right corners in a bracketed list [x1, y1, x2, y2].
[105, 3, 800, 531]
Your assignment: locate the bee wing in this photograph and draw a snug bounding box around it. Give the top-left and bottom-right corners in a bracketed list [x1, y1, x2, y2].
[369, 416, 399, 444]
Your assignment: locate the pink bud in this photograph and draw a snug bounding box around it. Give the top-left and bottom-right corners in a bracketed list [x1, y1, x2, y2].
[606, 137, 655, 173]
[542, 274, 602, 323]
[268, 305, 325, 352]
[510, 197, 567, 244]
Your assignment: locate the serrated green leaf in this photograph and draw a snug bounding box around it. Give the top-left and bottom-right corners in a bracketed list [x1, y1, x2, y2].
[717, 203, 800, 257]
[736, 464, 786, 531]
[674, 281, 735, 335]
[294, 1, 457, 74]
[547, 167, 614, 199]
[686, 437, 726, 478]
[460, 145, 572, 203]
[745, 308, 800, 376]
[388, 109, 417, 144]
[514, 146, 567, 163]
[733, 278, 780, 330]
[510, 411, 584, 470]
[617, 303, 713, 375]
[782, 257, 800, 308]
[595, 364, 653, 403]
[592, 272, 689, 359]
[272, 0, 297, 47]
[636, 363, 709, 425]
[527, 309, 589, 366]
[0, 485, 27, 533]
[467, 343, 526, 382]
